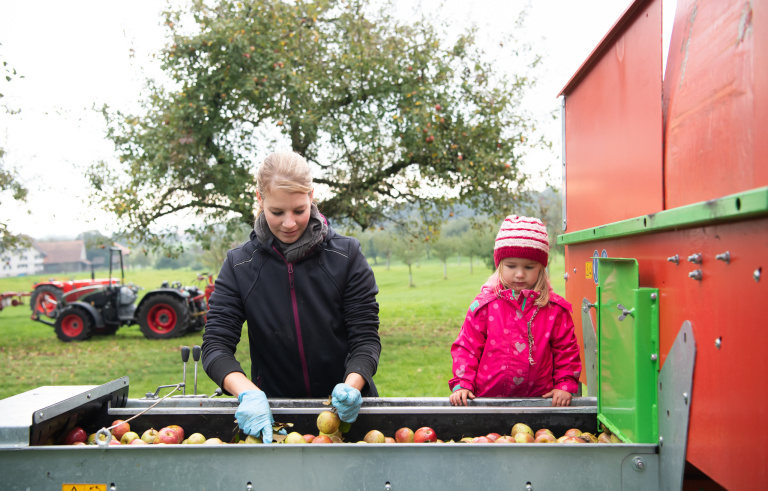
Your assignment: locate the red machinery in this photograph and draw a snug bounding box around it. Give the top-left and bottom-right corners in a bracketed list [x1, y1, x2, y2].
[29, 277, 120, 318]
[558, 0, 766, 489]
[0, 291, 30, 311]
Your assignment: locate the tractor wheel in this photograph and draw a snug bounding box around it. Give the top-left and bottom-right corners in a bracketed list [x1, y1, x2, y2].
[137, 294, 189, 339]
[54, 307, 94, 342]
[30, 285, 63, 319]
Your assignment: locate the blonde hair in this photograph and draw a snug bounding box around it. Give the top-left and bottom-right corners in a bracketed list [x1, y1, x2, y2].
[490, 263, 551, 307]
[256, 151, 313, 216]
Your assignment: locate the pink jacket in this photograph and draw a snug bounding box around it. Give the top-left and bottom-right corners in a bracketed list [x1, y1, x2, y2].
[449, 287, 581, 398]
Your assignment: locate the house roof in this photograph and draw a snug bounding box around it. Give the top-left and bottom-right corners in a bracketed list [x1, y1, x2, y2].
[34, 240, 90, 265]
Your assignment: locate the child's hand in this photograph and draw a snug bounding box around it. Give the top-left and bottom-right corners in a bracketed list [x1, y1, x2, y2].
[543, 389, 572, 407]
[449, 388, 475, 406]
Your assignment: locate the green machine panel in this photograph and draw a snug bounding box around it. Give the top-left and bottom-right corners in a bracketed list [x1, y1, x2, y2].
[597, 258, 659, 444]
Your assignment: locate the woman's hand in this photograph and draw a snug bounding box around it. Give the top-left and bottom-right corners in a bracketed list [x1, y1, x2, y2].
[449, 388, 475, 406]
[543, 388, 572, 407]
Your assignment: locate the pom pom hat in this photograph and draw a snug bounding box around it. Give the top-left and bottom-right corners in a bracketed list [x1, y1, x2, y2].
[493, 215, 549, 268]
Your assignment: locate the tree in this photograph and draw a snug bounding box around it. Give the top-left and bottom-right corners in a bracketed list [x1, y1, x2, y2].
[88, 0, 547, 251]
[371, 228, 394, 270]
[0, 50, 28, 252]
[197, 219, 253, 271]
[392, 234, 425, 288]
[459, 218, 496, 274]
[431, 233, 456, 280]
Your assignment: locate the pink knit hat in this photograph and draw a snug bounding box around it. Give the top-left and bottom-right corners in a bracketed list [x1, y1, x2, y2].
[493, 215, 549, 268]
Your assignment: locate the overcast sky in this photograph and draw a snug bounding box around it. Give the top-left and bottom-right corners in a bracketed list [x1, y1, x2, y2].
[0, 0, 676, 240]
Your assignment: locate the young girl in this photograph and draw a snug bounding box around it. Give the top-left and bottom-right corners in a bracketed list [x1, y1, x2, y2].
[449, 215, 581, 407]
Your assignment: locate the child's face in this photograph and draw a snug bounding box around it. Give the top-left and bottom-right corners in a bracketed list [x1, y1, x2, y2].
[258, 187, 313, 244]
[499, 257, 542, 292]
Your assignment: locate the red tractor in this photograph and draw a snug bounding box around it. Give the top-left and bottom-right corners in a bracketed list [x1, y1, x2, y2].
[31, 248, 214, 342]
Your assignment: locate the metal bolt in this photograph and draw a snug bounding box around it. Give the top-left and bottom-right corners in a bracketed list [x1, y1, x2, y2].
[38, 412, 44, 418]
[564, 272, 569, 280]
[755, 268, 762, 282]
[687, 253, 703, 264]
[659, 436, 664, 446]
[109, 485, 116, 491]
[667, 254, 680, 265]
[384, 483, 392, 491]
[715, 251, 731, 264]
[650, 293, 657, 300]
[632, 456, 646, 471]
[688, 269, 703, 281]
[525, 483, 534, 491]
[650, 354, 657, 361]
[246, 483, 253, 491]
[582, 301, 596, 313]
[715, 337, 722, 349]
[87, 393, 92, 399]
[683, 392, 689, 405]
[573, 267, 577, 273]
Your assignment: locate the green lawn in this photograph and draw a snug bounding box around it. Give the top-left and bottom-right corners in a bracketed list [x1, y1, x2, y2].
[0, 255, 565, 400]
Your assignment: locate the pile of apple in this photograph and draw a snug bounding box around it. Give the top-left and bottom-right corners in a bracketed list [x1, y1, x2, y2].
[61, 420, 225, 446]
[59, 413, 624, 446]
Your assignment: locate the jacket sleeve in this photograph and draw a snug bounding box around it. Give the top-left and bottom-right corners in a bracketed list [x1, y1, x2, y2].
[340, 239, 381, 393]
[448, 304, 488, 393]
[550, 307, 582, 394]
[201, 252, 248, 394]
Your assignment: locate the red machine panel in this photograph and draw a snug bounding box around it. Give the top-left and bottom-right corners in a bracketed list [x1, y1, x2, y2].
[559, 0, 663, 232]
[664, 0, 768, 208]
[565, 218, 768, 490]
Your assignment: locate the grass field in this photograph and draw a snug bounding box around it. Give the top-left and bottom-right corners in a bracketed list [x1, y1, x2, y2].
[0, 255, 565, 401]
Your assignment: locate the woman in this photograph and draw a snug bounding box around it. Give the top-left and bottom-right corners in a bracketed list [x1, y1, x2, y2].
[201, 151, 381, 443]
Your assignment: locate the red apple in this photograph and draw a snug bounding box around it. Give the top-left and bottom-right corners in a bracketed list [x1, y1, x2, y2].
[413, 427, 437, 443]
[471, 436, 491, 443]
[130, 438, 148, 445]
[534, 428, 554, 439]
[111, 420, 130, 440]
[394, 427, 415, 443]
[435, 104, 442, 111]
[108, 439, 121, 445]
[156, 427, 179, 445]
[167, 425, 185, 443]
[564, 428, 583, 438]
[535, 433, 557, 443]
[495, 435, 516, 443]
[597, 432, 612, 444]
[72, 442, 87, 446]
[64, 427, 87, 445]
[485, 433, 501, 442]
[303, 434, 316, 443]
[384, 437, 396, 443]
[561, 436, 586, 444]
[312, 435, 333, 444]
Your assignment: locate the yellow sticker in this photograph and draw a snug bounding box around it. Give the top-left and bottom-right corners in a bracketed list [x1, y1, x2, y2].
[585, 261, 593, 280]
[62, 485, 107, 491]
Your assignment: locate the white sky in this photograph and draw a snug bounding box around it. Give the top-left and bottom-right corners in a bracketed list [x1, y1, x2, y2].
[0, 0, 676, 239]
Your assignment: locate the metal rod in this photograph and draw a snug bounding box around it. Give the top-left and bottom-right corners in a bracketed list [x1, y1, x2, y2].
[181, 346, 190, 396]
[192, 345, 201, 395]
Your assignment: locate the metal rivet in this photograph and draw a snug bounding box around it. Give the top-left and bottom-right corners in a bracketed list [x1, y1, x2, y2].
[650, 293, 657, 300]
[385, 483, 392, 491]
[667, 254, 680, 265]
[38, 412, 44, 418]
[715, 337, 722, 349]
[687, 253, 703, 264]
[683, 392, 689, 404]
[573, 267, 577, 273]
[564, 273, 569, 280]
[659, 436, 664, 446]
[87, 393, 92, 399]
[755, 268, 762, 282]
[688, 269, 702, 281]
[632, 456, 646, 471]
[650, 354, 657, 361]
[715, 251, 731, 264]
[246, 483, 253, 491]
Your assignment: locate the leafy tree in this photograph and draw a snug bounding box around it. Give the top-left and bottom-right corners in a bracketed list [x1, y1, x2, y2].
[88, 0, 547, 251]
[431, 233, 457, 280]
[459, 218, 496, 274]
[0, 51, 28, 252]
[198, 219, 253, 271]
[372, 228, 394, 270]
[392, 233, 425, 288]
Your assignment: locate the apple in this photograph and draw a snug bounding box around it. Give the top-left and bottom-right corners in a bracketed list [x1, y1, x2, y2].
[394, 427, 415, 443]
[203, 437, 224, 444]
[511, 423, 533, 438]
[561, 436, 586, 444]
[88, 432, 116, 445]
[514, 433, 535, 443]
[316, 410, 341, 435]
[111, 420, 130, 440]
[187, 433, 206, 444]
[385, 437, 396, 443]
[471, 436, 491, 443]
[330, 435, 344, 443]
[534, 433, 557, 443]
[563, 428, 583, 438]
[244, 435, 262, 444]
[156, 427, 179, 445]
[610, 434, 623, 443]
[72, 442, 87, 446]
[312, 435, 333, 444]
[581, 432, 598, 443]
[339, 421, 352, 433]
[167, 425, 185, 443]
[120, 431, 140, 445]
[435, 104, 442, 111]
[284, 432, 306, 444]
[495, 435, 516, 443]
[130, 438, 148, 445]
[108, 439, 121, 445]
[364, 430, 386, 443]
[485, 433, 501, 442]
[534, 428, 554, 439]
[556, 436, 569, 443]
[141, 428, 159, 444]
[303, 434, 316, 443]
[65, 427, 87, 445]
[413, 427, 437, 443]
[597, 432, 612, 444]
[459, 437, 474, 443]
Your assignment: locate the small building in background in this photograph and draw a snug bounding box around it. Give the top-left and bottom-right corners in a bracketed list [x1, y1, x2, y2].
[0, 243, 46, 278]
[34, 240, 91, 274]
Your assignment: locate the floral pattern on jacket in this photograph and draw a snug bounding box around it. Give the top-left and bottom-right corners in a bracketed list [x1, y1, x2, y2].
[449, 288, 581, 397]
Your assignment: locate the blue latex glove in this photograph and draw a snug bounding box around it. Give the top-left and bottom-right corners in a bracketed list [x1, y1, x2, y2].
[235, 390, 274, 444]
[331, 383, 363, 423]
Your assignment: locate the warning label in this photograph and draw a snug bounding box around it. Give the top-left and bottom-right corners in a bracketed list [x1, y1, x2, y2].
[63, 485, 107, 491]
[585, 261, 593, 280]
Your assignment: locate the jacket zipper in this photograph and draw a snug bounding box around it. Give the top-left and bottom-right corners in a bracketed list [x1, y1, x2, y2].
[278, 252, 312, 397]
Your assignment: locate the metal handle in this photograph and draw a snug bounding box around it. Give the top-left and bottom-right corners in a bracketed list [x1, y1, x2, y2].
[181, 346, 190, 395]
[193, 345, 201, 395]
[181, 346, 190, 362]
[617, 304, 635, 321]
